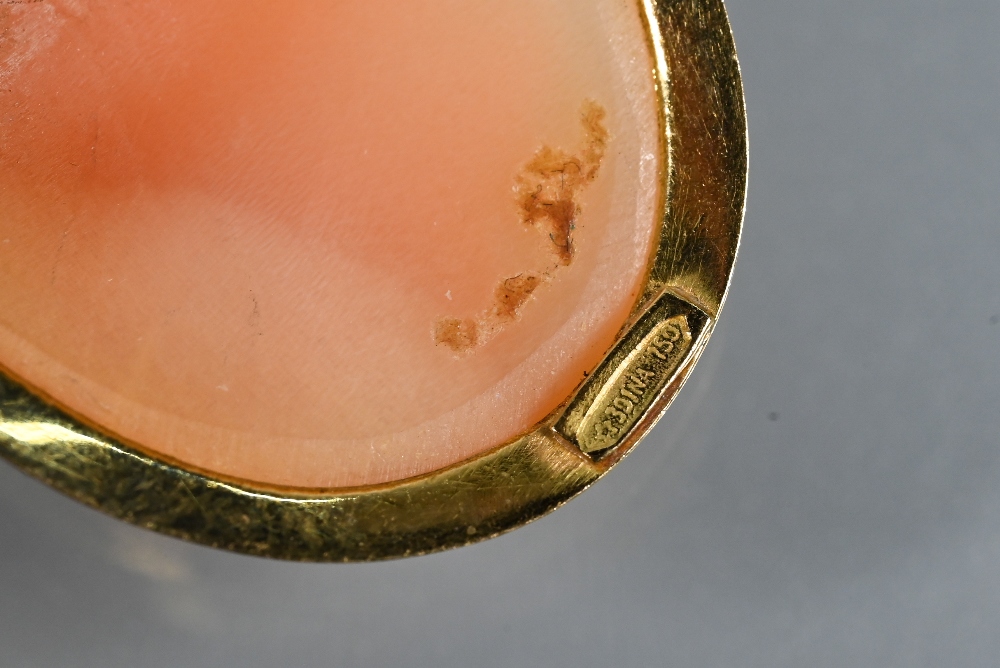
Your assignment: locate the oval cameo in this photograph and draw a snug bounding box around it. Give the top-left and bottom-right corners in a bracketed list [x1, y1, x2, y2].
[0, 0, 661, 487]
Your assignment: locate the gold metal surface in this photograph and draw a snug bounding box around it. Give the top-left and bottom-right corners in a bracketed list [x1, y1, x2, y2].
[0, 0, 746, 561]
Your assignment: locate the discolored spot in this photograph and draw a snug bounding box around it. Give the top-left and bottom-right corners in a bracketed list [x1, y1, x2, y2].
[493, 273, 543, 322]
[0, 0, 59, 87]
[514, 99, 608, 265]
[435, 101, 608, 355]
[434, 317, 478, 353]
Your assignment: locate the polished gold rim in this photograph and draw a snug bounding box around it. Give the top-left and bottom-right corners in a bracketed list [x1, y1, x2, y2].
[0, 0, 746, 561]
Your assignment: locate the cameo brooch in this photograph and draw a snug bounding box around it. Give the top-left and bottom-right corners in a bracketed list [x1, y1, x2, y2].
[0, 0, 746, 560]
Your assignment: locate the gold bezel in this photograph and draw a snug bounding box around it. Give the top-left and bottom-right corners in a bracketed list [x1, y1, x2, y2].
[0, 0, 746, 561]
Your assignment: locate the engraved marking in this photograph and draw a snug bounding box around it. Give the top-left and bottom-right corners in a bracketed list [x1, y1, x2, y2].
[563, 314, 692, 454]
[434, 101, 608, 355]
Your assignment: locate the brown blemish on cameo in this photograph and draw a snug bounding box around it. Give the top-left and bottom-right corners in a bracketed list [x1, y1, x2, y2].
[492, 272, 543, 322]
[434, 317, 479, 354]
[514, 99, 608, 265]
[435, 100, 608, 355]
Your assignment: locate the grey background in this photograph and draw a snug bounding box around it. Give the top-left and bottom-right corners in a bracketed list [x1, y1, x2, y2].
[3, 1, 999, 665]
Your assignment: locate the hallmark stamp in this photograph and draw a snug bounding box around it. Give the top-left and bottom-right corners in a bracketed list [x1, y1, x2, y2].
[557, 291, 706, 457]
